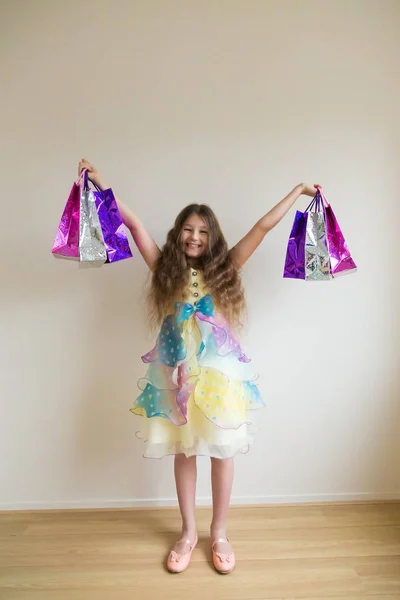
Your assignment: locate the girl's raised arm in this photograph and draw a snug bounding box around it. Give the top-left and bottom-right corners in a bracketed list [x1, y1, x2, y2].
[79, 159, 161, 271]
[229, 183, 317, 269]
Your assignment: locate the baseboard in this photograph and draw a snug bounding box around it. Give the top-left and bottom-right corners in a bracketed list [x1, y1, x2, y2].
[1, 492, 400, 511]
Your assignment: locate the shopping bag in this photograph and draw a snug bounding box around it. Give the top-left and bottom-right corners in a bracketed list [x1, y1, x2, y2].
[305, 192, 331, 281]
[319, 189, 357, 277]
[51, 177, 81, 259]
[79, 170, 107, 264]
[283, 209, 308, 280]
[92, 186, 133, 263]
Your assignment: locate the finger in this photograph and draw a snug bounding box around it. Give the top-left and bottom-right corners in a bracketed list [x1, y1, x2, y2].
[79, 162, 89, 175]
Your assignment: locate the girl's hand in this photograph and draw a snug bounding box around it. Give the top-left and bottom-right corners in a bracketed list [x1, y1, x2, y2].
[300, 183, 321, 198]
[78, 158, 106, 189]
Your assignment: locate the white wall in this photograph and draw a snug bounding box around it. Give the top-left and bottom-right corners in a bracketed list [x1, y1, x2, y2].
[1, 0, 399, 510]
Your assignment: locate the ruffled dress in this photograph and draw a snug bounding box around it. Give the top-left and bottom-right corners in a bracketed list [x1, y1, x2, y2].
[131, 268, 265, 458]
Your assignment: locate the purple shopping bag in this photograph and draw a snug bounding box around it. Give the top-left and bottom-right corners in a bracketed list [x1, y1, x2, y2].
[51, 174, 83, 259]
[92, 185, 133, 263]
[283, 209, 308, 279]
[319, 190, 357, 277]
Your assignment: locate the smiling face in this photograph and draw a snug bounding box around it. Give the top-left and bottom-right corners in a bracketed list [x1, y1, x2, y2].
[180, 213, 209, 260]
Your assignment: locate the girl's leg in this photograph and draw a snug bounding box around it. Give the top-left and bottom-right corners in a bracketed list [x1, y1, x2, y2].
[210, 457, 234, 553]
[172, 453, 198, 553]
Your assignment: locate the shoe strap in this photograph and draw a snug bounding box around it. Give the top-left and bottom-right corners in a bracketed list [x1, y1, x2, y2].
[176, 536, 197, 551]
[212, 537, 229, 546]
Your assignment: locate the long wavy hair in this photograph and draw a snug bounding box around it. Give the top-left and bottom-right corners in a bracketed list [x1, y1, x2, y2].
[148, 204, 246, 329]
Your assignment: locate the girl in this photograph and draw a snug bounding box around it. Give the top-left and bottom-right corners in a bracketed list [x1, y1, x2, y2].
[78, 158, 317, 574]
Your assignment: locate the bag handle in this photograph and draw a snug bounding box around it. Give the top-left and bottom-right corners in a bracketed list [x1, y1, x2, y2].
[84, 169, 90, 190]
[76, 168, 87, 186]
[317, 186, 330, 208]
[305, 191, 320, 213]
[76, 168, 104, 194]
[91, 181, 103, 194]
[76, 168, 91, 192]
[305, 187, 328, 213]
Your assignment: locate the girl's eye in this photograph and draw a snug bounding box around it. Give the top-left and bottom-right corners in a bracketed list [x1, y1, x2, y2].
[184, 228, 192, 232]
[200, 231, 208, 235]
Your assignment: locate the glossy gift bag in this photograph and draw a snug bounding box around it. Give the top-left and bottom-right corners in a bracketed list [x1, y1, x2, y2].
[304, 192, 331, 281]
[319, 189, 357, 277]
[282, 209, 308, 280]
[51, 176, 82, 260]
[92, 185, 133, 263]
[79, 171, 107, 265]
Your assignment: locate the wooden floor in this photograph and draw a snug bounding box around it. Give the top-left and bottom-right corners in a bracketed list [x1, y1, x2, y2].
[1, 503, 400, 599]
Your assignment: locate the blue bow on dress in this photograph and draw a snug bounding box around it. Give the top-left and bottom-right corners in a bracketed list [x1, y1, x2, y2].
[175, 295, 215, 324]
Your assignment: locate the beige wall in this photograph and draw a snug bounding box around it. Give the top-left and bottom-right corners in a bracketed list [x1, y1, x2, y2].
[1, 0, 399, 509]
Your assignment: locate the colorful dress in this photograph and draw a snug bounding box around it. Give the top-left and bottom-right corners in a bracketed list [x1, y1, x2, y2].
[131, 268, 265, 458]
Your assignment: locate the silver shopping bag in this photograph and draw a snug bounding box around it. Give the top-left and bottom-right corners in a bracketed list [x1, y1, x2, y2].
[79, 170, 107, 265]
[305, 192, 331, 281]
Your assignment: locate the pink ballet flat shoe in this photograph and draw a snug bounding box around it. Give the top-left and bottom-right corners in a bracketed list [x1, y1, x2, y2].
[211, 537, 236, 574]
[167, 535, 198, 573]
